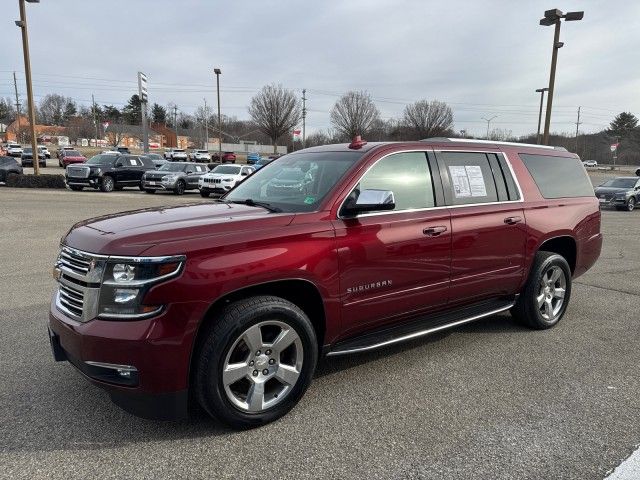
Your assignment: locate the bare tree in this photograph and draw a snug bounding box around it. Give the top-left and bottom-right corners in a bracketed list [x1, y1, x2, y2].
[248, 84, 301, 153]
[105, 124, 131, 147]
[488, 128, 514, 141]
[39, 94, 72, 125]
[330, 91, 379, 140]
[402, 100, 453, 140]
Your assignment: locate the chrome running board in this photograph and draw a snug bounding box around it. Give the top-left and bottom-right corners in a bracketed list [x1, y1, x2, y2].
[327, 298, 516, 356]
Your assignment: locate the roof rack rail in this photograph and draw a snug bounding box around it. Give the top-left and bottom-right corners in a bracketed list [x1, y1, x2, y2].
[420, 138, 567, 151]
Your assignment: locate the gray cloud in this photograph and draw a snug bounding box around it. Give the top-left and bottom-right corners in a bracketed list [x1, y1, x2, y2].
[1, 0, 638, 137]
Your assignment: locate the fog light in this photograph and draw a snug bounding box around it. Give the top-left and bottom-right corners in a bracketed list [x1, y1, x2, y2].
[114, 288, 138, 304]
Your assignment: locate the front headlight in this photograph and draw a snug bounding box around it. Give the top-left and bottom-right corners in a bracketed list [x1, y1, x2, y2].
[98, 257, 184, 319]
[162, 174, 178, 182]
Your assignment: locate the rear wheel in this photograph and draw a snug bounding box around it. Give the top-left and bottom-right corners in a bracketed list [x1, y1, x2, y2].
[100, 176, 115, 192]
[511, 251, 572, 329]
[626, 197, 636, 212]
[195, 296, 318, 429]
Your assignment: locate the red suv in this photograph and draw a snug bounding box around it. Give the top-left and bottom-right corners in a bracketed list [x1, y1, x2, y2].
[48, 138, 601, 428]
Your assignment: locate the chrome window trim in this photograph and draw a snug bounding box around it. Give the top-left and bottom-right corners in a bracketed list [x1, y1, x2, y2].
[336, 149, 524, 220]
[85, 361, 138, 373]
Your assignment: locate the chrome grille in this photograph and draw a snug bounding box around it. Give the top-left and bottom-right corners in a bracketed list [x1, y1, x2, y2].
[59, 248, 91, 275]
[58, 283, 84, 318]
[67, 166, 89, 178]
[204, 177, 222, 184]
[145, 174, 164, 181]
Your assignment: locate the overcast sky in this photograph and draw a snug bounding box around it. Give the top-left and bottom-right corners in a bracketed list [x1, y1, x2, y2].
[2, 0, 639, 138]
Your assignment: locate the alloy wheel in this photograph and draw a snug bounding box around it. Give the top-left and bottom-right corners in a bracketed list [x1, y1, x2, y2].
[537, 266, 566, 322]
[222, 321, 303, 413]
[628, 197, 635, 212]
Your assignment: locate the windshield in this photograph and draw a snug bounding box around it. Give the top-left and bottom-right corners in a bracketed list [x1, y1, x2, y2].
[158, 163, 186, 172]
[213, 165, 242, 174]
[23, 148, 32, 153]
[225, 151, 364, 212]
[66, 150, 81, 156]
[86, 154, 116, 165]
[601, 178, 637, 188]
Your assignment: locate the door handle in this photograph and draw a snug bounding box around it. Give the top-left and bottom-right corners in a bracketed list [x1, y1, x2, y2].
[504, 216, 523, 225]
[423, 226, 448, 236]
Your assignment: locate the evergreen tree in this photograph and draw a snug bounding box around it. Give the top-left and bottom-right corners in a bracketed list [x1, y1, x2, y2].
[122, 95, 142, 124]
[151, 103, 167, 124]
[607, 112, 638, 139]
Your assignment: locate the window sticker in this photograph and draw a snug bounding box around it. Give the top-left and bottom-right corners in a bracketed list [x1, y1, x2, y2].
[129, 159, 136, 166]
[448, 165, 487, 198]
[304, 196, 316, 204]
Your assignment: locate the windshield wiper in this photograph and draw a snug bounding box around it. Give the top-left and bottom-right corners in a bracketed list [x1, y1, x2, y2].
[228, 199, 282, 213]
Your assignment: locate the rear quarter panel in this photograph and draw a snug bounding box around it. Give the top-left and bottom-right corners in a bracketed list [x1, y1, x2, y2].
[503, 147, 602, 283]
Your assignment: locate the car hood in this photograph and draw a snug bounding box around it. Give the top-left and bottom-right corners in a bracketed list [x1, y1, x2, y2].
[145, 169, 184, 175]
[594, 186, 630, 195]
[63, 202, 295, 256]
[204, 173, 239, 179]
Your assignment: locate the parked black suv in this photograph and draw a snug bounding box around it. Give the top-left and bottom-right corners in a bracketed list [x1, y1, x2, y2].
[21, 147, 47, 168]
[65, 153, 154, 192]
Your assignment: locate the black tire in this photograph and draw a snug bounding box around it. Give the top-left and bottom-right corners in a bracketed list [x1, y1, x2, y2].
[69, 186, 83, 191]
[174, 180, 186, 195]
[511, 251, 572, 329]
[100, 175, 115, 192]
[626, 197, 636, 212]
[200, 190, 210, 198]
[144, 189, 156, 194]
[58, 160, 63, 167]
[195, 295, 318, 429]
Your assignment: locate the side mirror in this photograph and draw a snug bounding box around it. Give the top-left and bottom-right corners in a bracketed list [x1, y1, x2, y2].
[186, 169, 194, 174]
[341, 189, 395, 216]
[241, 171, 248, 176]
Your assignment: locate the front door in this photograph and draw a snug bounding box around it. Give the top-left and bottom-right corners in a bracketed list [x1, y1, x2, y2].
[333, 151, 452, 338]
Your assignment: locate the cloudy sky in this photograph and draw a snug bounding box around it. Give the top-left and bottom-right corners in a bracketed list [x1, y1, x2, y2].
[2, 0, 639, 137]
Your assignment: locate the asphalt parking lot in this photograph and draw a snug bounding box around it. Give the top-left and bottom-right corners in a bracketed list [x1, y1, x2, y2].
[0, 176, 639, 479]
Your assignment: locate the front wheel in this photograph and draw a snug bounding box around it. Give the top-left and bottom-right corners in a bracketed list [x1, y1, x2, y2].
[195, 296, 318, 429]
[100, 176, 115, 192]
[511, 251, 572, 329]
[174, 180, 186, 195]
[626, 197, 636, 212]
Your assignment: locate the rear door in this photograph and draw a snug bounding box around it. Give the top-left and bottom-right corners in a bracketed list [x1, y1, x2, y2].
[333, 150, 452, 337]
[435, 149, 526, 303]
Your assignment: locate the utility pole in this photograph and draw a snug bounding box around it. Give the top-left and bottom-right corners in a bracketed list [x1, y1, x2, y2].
[92, 94, 99, 148]
[17, 0, 40, 175]
[214, 68, 222, 158]
[482, 115, 497, 139]
[574, 106, 581, 153]
[173, 105, 178, 148]
[535, 87, 548, 144]
[138, 72, 149, 153]
[302, 88, 307, 148]
[203, 98, 209, 150]
[13, 72, 21, 144]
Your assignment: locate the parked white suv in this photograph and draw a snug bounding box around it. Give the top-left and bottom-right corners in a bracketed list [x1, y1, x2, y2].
[7, 144, 23, 157]
[191, 150, 211, 162]
[198, 164, 254, 197]
[171, 149, 188, 161]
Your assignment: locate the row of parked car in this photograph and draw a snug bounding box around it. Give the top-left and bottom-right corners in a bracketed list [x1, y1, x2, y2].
[63, 151, 259, 196]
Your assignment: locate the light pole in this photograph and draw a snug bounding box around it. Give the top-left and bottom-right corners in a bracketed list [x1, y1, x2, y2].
[535, 87, 548, 144]
[482, 115, 497, 139]
[540, 8, 584, 145]
[214, 68, 222, 159]
[16, 0, 40, 175]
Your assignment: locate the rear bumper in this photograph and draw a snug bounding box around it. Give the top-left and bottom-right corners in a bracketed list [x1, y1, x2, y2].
[48, 297, 208, 420]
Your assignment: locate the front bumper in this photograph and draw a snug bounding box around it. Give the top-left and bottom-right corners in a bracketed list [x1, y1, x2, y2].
[66, 177, 100, 188]
[48, 296, 209, 420]
[598, 197, 628, 208]
[142, 179, 176, 190]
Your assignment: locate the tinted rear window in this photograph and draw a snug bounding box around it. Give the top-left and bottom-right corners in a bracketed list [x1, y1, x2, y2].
[519, 154, 594, 199]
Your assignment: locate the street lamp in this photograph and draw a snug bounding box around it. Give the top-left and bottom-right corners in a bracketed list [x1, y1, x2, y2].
[539, 8, 584, 145]
[16, 0, 40, 175]
[214, 68, 222, 159]
[482, 115, 497, 139]
[535, 87, 549, 144]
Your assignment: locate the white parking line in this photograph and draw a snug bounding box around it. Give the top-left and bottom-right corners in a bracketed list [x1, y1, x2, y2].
[605, 445, 640, 479]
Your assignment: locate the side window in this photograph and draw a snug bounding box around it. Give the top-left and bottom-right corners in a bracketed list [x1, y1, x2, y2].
[519, 154, 594, 198]
[356, 152, 435, 211]
[439, 152, 499, 205]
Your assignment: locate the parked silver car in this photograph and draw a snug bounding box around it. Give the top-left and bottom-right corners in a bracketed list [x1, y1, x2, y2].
[141, 162, 208, 195]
